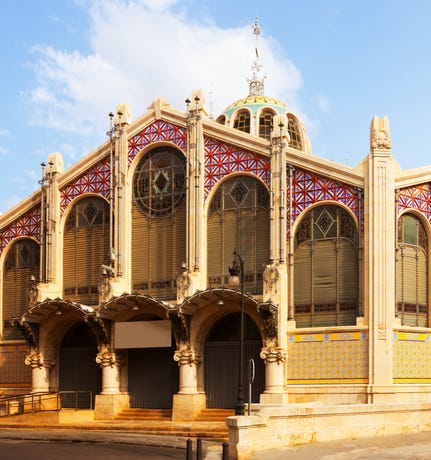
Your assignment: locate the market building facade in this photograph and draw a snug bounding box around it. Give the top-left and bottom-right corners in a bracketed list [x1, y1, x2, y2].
[2, 28, 431, 425]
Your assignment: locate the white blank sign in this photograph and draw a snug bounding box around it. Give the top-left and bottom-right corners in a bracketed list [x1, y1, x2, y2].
[115, 320, 171, 349]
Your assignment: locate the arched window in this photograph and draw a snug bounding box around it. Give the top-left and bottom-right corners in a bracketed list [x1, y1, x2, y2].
[259, 111, 274, 141]
[294, 205, 359, 327]
[3, 239, 39, 340]
[207, 175, 270, 294]
[287, 115, 302, 150]
[63, 196, 110, 305]
[131, 146, 186, 300]
[233, 111, 251, 134]
[396, 213, 428, 327]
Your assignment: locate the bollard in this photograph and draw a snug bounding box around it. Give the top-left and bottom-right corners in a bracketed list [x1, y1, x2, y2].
[222, 442, 229, 460]
[186, 438, 192, 460]
[196, 438, 202, 460]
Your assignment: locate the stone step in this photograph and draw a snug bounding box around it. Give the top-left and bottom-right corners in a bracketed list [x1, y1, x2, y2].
[115, 408, 172, 421]
[196, 409, 235, 422]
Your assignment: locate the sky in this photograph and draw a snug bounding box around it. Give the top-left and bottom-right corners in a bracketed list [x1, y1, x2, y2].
[1, 0, 431, 212]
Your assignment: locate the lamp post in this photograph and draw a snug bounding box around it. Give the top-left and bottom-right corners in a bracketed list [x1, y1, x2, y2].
[228, 250, 245, 416]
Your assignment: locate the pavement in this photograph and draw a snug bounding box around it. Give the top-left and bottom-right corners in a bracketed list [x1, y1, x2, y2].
[1, 423, 431, 459]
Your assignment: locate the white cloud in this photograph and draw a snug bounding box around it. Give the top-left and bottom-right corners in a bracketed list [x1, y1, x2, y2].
[27, 0, 304, 143]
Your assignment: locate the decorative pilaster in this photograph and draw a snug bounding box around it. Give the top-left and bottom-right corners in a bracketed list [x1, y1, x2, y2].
[25, 350, 55, 393]
[181, 90, 208, 299]
[365, 115, 395, 397]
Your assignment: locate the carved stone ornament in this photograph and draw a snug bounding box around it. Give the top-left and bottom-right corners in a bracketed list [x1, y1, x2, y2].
[25, 350, 55, 370]
[377, 323, 387, 340]
[96, 351, 122, 368]
[370, 115, 391, 150]
[260, 347, 287, 364]
[173, 348, 201, 366]
[176, 271, 191, 297]
[263, 264, 279, 291]
[98, 276, 112, 302]
[27, 283, 39, 307]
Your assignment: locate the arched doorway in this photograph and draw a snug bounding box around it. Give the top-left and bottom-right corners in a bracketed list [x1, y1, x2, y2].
[204, 313, 264, 408]
[127, 316, 178, 408]
[59, 322, 101, 408]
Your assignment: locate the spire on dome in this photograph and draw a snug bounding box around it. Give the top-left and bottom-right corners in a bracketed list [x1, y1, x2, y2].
[248, 18, 266, 96]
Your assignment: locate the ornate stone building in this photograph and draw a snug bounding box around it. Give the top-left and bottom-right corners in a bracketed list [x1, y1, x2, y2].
[1, 25, 431, 424]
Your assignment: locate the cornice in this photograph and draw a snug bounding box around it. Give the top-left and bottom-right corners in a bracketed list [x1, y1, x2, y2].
[0, 190, 41, 231]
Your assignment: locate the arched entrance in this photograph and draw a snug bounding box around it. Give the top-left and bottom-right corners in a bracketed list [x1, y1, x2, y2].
[59, 322, 101, 408]
[127, 317, 178, 408]
[204, 313, 264, 408]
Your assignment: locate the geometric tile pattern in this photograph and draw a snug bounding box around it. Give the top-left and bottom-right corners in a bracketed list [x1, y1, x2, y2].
[0, 344, 31, 385]
[289, 168, 361, 235]
[0, 206, 41, 255]
[128, 120, 187, 165]
[393, 332, 431, 382]
[60, 159, 110, 214]
[287, 331, 368, 383]
[204, 136, 270, 198]
[398, 183, 431, 221]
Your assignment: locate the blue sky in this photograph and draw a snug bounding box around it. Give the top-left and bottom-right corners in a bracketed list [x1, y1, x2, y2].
[1, 0, 431, 212]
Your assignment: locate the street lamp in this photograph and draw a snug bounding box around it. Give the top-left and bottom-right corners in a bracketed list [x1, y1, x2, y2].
[228, 250, 245, 416]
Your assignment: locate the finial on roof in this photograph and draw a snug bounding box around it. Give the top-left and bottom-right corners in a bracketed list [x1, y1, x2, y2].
[248, 18, 266, 97]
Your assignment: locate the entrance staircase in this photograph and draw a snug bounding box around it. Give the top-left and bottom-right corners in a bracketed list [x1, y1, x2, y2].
[114, 408, 232, 440]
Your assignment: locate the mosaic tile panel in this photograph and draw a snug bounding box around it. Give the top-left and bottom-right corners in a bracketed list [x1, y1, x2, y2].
[288, 168, 361, 234]
[128, 120, 187, 165]
[398, 183, 431, 222]
[60, 159, 110, 214]
[393, 332, 431, 382]
[0, 207, 40, 255]
[287, 331, 368, 383]
[204, 136, 270, 197]
[0, 344, 31, 385]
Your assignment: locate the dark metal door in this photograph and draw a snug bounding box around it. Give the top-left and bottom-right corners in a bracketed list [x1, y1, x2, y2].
[59, 323, 101, 409]
[204, 313, 264, 408]
[128, 346, 178, 408]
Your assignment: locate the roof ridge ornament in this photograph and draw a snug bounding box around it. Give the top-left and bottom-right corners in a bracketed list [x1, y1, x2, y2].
[248, 18, 266, 97]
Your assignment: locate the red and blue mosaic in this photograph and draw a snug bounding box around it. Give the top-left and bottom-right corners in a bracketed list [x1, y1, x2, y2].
[128, 121, 187, 165]
[398, 183, 431, 221]
[60, 159, 110, 214]
[0, 207, 41, 253]
[289, 168, 360, 233]
[204, 136, 270, 197]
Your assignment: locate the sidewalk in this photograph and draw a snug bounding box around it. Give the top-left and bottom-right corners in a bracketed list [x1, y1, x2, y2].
[1, 421, 431, 459]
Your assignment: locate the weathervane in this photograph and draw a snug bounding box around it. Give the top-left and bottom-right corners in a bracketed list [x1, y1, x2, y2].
[248, 17, 266, 97]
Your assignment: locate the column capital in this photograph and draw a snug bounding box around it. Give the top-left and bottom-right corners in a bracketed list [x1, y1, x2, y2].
[25, 351, 55, 370]
[174, 349, 201, 366]
[260, 347, 287, 364]
[96, 351, 122, 368]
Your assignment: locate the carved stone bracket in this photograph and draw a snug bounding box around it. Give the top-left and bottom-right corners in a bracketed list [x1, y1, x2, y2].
[260, 347, 287, 364]
[173, 348, 201, 366]
[170, 311, 190, 344]
[96, 350, 122, 368]
[258, 302, 278, 344]
[88, 316, 111, 348]
[17, 321, 39, 348]
[98, 276, 112, 304]
[25, 350, 55, 370]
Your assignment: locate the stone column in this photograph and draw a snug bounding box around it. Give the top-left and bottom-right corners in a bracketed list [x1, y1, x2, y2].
[174, 348, 200, 394]
[96, 350, 122, 394]
[172, 348, 205, 421]
[260, 347, 287, 403]
[25, 350, 55, 394]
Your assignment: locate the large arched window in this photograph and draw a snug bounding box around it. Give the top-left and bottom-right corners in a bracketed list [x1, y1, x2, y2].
[258, 110, 274, 141]
[294, 205, 359, 327]
[396, 213, 428, 327]
[3, 239, 39, 340]
[207, 175, 270, 294]
[233, 111, 251, 134]
[287, 115, 302, 150]
[131, 146, 186, 300]
[63, 196, 110, 305]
